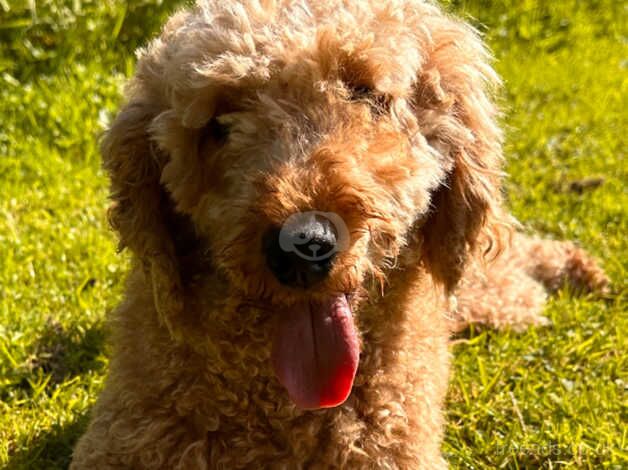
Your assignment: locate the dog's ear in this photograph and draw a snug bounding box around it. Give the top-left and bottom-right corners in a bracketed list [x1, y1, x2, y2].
[415, 22, 511, 292]
[102, 98, 185, 337]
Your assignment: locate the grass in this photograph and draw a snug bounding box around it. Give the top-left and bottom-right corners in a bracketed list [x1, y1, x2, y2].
[0, 0, 625, 468]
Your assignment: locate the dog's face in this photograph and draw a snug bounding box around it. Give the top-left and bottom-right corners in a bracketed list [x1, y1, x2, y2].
[103, 1, 506, 409]
[177, 57, 444, 299]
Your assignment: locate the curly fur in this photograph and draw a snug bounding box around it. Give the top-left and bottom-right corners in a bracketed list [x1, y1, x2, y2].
[71, 1, 608, 468]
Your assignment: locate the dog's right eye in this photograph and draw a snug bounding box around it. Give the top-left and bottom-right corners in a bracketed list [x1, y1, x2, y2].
[349, 85, 374, 101]
[200, 117, 230, 146]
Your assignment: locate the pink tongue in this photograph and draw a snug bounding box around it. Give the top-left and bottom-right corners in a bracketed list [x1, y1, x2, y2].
[272, 295, 360, 410]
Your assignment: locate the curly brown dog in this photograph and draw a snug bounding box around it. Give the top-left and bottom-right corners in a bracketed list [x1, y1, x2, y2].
[71, 1, 608, 468]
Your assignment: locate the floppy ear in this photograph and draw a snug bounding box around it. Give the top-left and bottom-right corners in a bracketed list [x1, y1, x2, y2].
[416, 21, 511, 292]
[102, 98, 185, 337]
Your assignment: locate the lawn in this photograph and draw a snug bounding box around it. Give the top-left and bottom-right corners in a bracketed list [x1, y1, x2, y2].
[0, 1, 625, 468]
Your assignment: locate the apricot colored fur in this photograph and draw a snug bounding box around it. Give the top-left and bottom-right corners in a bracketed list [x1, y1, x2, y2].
[71, 1, 608, 468]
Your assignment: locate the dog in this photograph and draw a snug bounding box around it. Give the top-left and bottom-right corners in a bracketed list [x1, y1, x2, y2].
[71, 1, 608, 468]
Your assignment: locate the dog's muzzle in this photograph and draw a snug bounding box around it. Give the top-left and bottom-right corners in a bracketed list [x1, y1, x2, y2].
[263, 213, 338, 288]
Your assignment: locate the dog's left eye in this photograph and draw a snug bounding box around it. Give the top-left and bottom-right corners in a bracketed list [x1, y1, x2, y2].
[348, 85, 391, 116]
[200, 117, 230, 146]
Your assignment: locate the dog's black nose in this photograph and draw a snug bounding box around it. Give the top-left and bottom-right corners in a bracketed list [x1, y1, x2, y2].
[263, 214, 337, 288]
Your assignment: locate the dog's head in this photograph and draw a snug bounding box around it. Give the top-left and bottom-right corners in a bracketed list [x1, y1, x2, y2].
[103, 0, 508, 409]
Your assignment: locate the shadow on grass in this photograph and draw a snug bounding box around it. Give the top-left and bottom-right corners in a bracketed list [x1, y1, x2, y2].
[5, 412, 90, 470]
[31, 321, 107, 387]
[1, 321, 107, 405]
[4, 323, 105, 469]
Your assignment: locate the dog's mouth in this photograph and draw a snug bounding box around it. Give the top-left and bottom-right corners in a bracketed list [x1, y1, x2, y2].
[271, 293, 360, 410]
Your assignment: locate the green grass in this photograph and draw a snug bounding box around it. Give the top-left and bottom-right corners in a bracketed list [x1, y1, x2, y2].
[0, 1, 625, 468]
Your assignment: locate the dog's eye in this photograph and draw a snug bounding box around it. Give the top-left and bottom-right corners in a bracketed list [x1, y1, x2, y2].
[349, 85, 374, 101]
[348, 85, 391, 117]
[200, 117, 229, 146]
